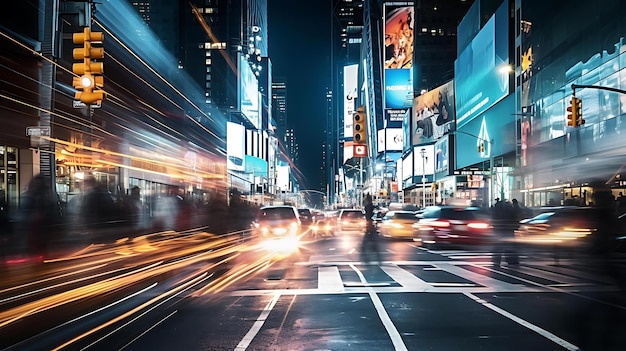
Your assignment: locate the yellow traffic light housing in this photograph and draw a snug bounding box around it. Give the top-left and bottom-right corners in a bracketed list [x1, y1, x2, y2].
[477, 141, 485, 153]
[72, 27, 106, 105]
[573, 97, 584, 126]
[566, 98, 576, 127]
[352, 107, 367, 144]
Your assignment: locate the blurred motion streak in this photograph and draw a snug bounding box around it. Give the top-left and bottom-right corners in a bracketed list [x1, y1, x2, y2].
[51, 272, 211, 351]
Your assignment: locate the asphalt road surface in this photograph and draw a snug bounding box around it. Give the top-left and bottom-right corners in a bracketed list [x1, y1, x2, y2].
[2, 231, 625, 350]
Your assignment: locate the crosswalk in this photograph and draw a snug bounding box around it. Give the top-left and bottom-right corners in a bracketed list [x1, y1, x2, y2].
[229, 248, 624, 297]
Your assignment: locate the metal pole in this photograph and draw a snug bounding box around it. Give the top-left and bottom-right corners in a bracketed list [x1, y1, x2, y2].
[421, 148, 426, 208]
[359, 161, 363, 207]
[490, 139, 495, 207]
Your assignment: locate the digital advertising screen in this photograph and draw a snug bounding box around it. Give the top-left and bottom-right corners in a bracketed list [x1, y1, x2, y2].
[455, 94, 516, 170]
[412, 80, 455, 145]
[226, 122, 245, 172]
[413, 144, 435, 177]
[383, 3, 414, 109]
[343, 64, 358, 138]
[434, 135, 450, 174]
[454, 1, 509, 129]
[239, 53, 261, 129]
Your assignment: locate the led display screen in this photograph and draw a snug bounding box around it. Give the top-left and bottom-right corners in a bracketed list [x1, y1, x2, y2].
[454, 1, 509, 129]
[383, 3, 414, 109]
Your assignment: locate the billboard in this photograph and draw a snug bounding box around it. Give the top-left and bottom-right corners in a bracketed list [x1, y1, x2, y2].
[434, 135, 450, 174]
[454, 1, 509, 129]
[456, 94, 516, 170]
[384, 3, 414, 109]
[413, 144, 435, 177]
[378, 128, 404, 153]
[385, 108, 407, 128]
[343, 64, 358, 138]
[412, 80, 455, 145]
[239, 53, 261, 129]
[226, 122, 245, 171]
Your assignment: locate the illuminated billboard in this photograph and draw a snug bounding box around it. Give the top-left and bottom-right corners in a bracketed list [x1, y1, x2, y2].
[456, 94, 516, 170]
[383, 3, 414, 109]
[343, 64, 358, 138]
[239, 53, 261, 129]
[454, 1, 509, 129]
[434, 135, 450, 174]
[378, 128, 404, 152]
[413, 144, 435, 177]
[227, 122, 245, 172]
[412, 80, 455, 145]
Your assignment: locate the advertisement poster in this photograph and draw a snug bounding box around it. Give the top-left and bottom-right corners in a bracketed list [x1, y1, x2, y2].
[384, 3, 414, 109]
[412, 81, 455, 145]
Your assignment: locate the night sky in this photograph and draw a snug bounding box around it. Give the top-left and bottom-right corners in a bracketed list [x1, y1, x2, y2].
[268, 0, 332, 190]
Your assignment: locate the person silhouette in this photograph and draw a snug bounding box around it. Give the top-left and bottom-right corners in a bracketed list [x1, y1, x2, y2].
[361, 194, 382, 263]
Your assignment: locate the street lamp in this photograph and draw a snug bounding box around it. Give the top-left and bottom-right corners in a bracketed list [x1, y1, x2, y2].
[420, 148, 427, 208]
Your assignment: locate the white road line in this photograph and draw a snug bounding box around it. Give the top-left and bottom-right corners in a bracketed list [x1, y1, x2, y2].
[350, 264, 408, 351]
[463, 292, 580, 351]
[435, 262, 526, 291]
[379, 264, 431, 290]
[318, 266, 344, 292]
[235, 293, 281, 351]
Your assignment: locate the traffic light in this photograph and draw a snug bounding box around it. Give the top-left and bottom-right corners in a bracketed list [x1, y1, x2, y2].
[566, 96, 581, 127]
[477, 141, 485, 153]
[573, 97, 584, 126]
[72, 27, 106, 105]
[352, 108, 367, 144]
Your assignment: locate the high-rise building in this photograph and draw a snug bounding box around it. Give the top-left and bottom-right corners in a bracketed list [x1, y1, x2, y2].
[413, 0, 475, 93]
[272, 78, 288, 139]
[331, 0, 364, 204]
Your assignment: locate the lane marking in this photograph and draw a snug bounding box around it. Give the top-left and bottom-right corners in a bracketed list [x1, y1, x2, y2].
[379, 264, 431, 291]
[235, 293, 280, 351]
[318, 266, 344, 292]
[464, 292, 579, 351]
[350, 264, 408, 351]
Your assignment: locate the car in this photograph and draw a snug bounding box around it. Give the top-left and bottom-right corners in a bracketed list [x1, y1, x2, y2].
[251, 205, 301, 238]
[311, 219, 334, 237]
[514, 206, 604, 250]
[336, 209, 366, 233]
[297, 208, 315, 231]
[413, 206, 491, 247]
[378, 210, 420, 239]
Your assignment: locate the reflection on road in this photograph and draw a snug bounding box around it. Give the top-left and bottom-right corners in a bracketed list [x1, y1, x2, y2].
[0, 228, 307, 350]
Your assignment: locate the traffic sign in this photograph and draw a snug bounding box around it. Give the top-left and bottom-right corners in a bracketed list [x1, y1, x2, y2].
[354, 144, 368, 157]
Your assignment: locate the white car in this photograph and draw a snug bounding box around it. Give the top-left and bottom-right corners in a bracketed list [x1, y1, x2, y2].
[252, 205, 301, 238]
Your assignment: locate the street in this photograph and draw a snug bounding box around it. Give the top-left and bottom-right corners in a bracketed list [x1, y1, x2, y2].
[1, 230, 625, 350]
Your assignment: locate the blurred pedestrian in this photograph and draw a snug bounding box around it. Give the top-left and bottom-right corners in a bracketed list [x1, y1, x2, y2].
[569, 183, 625, 350]
[14, 174, 59, 259]
[79, 175, 117, 235]
[361, 194, 381, 263]
[491, 199, 519, 267]
[125, 186, 149, 233]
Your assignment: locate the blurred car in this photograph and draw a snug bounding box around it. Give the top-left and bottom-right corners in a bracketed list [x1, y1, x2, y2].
[413, 206, 491, 247]
[514, 207, 602, 249]
[251, 205, 301, 238]
[378, 210, 420, 239]
[297, 208, 314, 231]
[336, 209, 366, 233]
[311, 219, 334, 237]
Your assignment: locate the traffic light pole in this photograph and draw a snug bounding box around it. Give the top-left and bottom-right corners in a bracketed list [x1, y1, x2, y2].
[571, 84, 626, 96]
